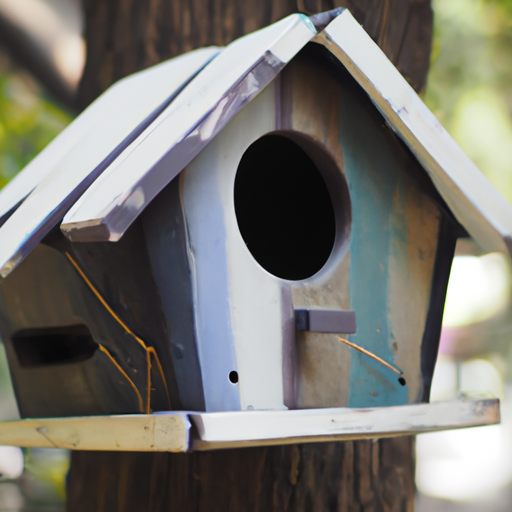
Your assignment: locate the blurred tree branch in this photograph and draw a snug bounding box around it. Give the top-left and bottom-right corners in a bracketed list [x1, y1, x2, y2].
[0, 0, 83, 109]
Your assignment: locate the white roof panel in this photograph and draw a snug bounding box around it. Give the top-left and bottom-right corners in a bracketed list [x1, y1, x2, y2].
[59, 14, 316, 243]
[0, 9, 509, 278]
[61, 9, 512, 257]
[0, 47, 219, 221]
[314, 9, 512, 256]
[0, 47, 220, 276]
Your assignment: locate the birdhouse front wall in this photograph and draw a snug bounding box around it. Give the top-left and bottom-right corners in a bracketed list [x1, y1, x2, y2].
[166, 47, 456, 412]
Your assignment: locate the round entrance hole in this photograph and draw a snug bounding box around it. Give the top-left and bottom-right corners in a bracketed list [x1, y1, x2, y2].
[234, 134, 336, 281]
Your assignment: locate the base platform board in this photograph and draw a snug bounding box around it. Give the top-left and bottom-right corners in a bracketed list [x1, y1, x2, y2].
[0, 398, 499, 452]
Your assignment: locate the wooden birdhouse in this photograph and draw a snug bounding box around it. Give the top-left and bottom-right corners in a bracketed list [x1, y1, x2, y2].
[0, 9, 504, 450]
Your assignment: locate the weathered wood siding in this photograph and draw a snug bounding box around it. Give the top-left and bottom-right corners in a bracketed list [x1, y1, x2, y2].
[285, 49, 453, 408]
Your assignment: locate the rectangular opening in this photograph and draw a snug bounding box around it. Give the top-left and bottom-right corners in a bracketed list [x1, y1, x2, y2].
[12, 325, 98, 368]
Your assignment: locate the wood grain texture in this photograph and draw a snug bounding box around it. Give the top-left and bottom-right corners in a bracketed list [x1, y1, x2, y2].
[0, 414, 189, 452]
[67, 437, 415, 512]
[0, 233, 177, 418]
[280, 53, 353, 409]
[0, 399, 496, 452]
[331, 54, 447, 407]
[282, 46, 449, 409]
[78, 0, 432, 109]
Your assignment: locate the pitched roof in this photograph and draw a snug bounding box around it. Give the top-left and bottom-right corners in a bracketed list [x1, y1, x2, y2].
[0, 9, 510, 278]
[0, 13, 315, 277]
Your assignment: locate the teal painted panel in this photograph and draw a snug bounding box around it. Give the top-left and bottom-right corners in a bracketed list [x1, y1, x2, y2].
[339, 84, 410, 408]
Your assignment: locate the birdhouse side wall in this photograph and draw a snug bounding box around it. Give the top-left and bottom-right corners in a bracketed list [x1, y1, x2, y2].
[0, 245, 156, 417]
[0, 223, 179, 417]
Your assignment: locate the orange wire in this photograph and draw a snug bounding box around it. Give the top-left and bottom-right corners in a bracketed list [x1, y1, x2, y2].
[99, 344, 144, 413]
[65, 252, 144, 346]
[337, 337, 403, 376]
[65, 252, 172, 413]
[147, 347, 172, 409]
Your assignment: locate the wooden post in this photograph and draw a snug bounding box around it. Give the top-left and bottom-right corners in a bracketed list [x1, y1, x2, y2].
[68, 1, 433, 510]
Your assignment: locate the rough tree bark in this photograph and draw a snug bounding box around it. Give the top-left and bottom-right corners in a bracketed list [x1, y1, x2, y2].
[68, 438, 415, 512]
[78, 0, 432, 109]
[68, 1, 433, 511]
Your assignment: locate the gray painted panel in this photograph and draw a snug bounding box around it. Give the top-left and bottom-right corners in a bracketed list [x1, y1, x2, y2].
[141, 177, 206, 411]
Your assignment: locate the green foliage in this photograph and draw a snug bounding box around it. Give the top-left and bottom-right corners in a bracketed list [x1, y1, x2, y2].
[23, 448, 69, 505]
[426, 0, 512, 201]
[486, 0, 512, 16]
[0, 54, 72, 511]
[0, 58, 71, 189]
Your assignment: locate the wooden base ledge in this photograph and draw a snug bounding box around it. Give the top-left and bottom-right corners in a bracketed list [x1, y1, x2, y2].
[0, 398, 498, 452]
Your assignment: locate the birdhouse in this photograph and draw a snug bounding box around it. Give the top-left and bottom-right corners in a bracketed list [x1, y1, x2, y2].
[0, 9, 504, 448]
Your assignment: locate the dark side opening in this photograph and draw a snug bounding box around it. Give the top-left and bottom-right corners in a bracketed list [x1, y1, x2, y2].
[12, 324, 98, 368]
[234, 134, 336, 280]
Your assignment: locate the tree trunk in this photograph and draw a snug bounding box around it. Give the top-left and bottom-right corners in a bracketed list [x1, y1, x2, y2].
[68, 1, 432, 510]
[68, 438, 415, 512]
[78, 0, 432, 109]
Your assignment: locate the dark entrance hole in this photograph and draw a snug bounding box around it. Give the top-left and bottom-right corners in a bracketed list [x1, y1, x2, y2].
[12, 324, 98, 367]
[234, 135, 336, 280]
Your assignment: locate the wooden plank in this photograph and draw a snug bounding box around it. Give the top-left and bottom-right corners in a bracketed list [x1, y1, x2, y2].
[0, 414, 190, 452]
[0, 399, 498, 452]
[280, 46, 450, 410]
[281, 52, 353, 409]
[333, 53, 445, 407]
[190, 398, 499, 450]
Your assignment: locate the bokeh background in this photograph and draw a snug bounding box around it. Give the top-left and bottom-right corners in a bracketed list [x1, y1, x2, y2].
[416, 1, 512, 510]
[0, 0, 511, 510]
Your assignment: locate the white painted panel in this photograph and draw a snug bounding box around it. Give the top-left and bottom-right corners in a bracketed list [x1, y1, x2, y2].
[182, 84, 292, 411]
[191, 398, 500, 446]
